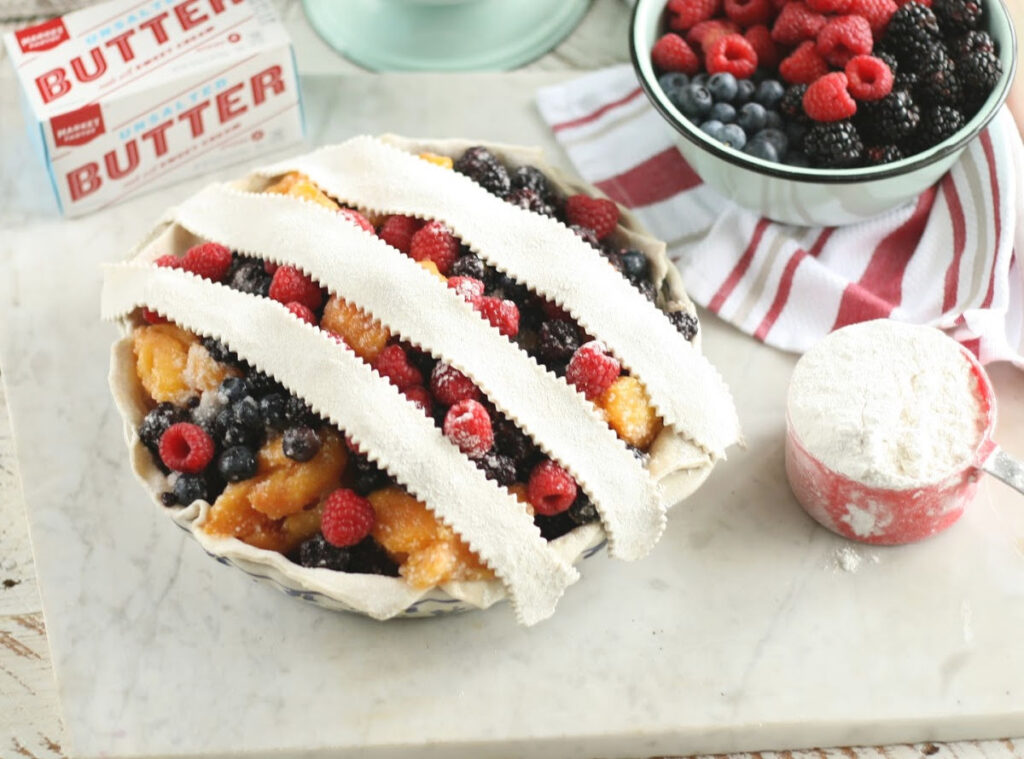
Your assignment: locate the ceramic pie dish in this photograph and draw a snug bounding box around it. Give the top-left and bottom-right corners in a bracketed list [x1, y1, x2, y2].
[101, 135, 741, 625]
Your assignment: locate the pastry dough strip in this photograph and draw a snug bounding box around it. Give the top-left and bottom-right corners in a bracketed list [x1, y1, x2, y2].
[260, 136, 741, 459]
[169, 185, 666, 560]
[101, 264, 579, 626]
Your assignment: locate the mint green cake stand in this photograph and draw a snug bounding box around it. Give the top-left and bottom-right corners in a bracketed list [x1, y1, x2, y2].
[302, 0, 591, 71]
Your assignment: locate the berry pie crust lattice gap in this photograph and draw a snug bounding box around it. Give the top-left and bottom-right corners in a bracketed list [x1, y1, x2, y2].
[101, 136, 741, 625]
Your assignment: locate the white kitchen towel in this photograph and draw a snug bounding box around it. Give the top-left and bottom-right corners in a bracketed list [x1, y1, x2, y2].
[536, 65, 1024, 367]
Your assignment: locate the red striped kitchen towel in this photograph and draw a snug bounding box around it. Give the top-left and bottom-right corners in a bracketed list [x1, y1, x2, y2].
[536, 65, 1024, 367]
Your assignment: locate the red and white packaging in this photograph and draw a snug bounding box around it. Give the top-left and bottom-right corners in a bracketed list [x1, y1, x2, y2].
[4, 0, 305, 217]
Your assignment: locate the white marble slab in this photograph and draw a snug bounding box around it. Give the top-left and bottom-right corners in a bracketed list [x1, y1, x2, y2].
[2, 74, 1024, 759]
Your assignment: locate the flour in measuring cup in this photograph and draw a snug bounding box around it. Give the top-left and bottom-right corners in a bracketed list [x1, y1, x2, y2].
[788, 320, 987, 490]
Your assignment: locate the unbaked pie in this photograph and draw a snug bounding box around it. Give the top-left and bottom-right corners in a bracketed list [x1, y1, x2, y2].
[101, 136, 741, 625]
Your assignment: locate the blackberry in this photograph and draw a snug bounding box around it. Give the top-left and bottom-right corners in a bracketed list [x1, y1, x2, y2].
[349, 452, 392, 495]
[138, 402, 188, 450]
[493, 416, 537, 474]
[894, 70, 920, 93]
[864, 144, 906, 165]
[226, 258, 271, 296]
[258, 392, 288, 430]
[778, 84, 808, 122]
[220, 421, 260, 450]
[932, 0, 982, 32]
[282, 426, 321, 462]
[635, 278, 657, 302]
[912, 105, 965, 151]
[883, 3, 942, 69]
[450, 252, 487, 281]
[453, 146, 511, 198]
[491, 272, 529, 305]
[284, 394, 316, 426]
[803, 121, 863, 168]
[402, 346, 437, 381]
[876, 50, 899, 75]
[172, 473, 208, 505]
[957, 51, 1002, 105]
[534, 512, 575, 541]
[507, 187, 556, 218]
[160, 491, 178, 507]
[296, 534, 351, 570]
[201, 337, 240, 366]
[857, 90, 921, 142]
[537, 320, 581, 367]
[668, 310, 699, 341]
[246, 370, 284, 398]
[477, 452, 517, 487]
[951, 30, 995, 58]
[569, 224, 601, 250]
[618, 250, 651, 283]
[217, 377, 250, 404]
[217, 445, 258, 483]
[346, 538, 400, 576]
[566, 494, 598, 526]
[915, 55, 961, 107]
[511, 165, 554, 202]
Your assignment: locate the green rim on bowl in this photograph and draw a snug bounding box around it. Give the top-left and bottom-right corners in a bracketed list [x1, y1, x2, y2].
[630, 0, 1018, 184]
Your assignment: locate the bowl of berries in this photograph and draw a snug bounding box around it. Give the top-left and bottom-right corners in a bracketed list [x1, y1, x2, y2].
[631, 0, 1017, 226]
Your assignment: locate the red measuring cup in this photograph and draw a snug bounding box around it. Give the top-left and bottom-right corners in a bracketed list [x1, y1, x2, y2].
[785, 346, 1024, 545]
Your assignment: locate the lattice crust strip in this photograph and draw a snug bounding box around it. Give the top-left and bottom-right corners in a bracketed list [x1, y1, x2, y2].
[168, 184, 666, 561]
[101, 264, 579, 627]
[259, 136, 742, 460]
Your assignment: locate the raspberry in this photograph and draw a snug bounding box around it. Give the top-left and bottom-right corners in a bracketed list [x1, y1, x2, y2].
[158, 422, 215, 473]
[845, 55, 894, 100]
[373, 344, 423, 391]
[409, 221, 459, 275]
[687, 19, 741, 51]
[321, 489, 376, 548]
[378, 215, 423, 253]
[724, 0, 774, 27]
[744, 25, 780, 68]
[475, 296, 520, 337]
[816, 15, 873, 67]
[565, 195, 620, 240]
[446, 276, 485, 304]
[285, 301, 316, 324]
[402, 385, 433, 416]
[155, 254, 181, 269]
[338, 208, 374, 234]
[706, 33, 758, 78]
[651, 34, 700, 74]
[443, 399, 494, 459]
[269, 265, 323, 311]
[527, 460, 578, 517]
[263, 260, 279, 275]
[807, 0, 851, 11]
[430, 363, 481, 406]
[566, 341, 621, 401]
[779, 40, 830, 84]
[142, 308, 167, 324]
[803, 72, 857, 121]
[771, 3, 826, 45]
[667, 0, 721, 30]
[181, 242, 232, 282]
[850, 0, 898, 33]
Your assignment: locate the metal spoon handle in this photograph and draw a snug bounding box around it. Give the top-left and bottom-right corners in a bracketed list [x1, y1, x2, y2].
[982, 446, 1024, 495]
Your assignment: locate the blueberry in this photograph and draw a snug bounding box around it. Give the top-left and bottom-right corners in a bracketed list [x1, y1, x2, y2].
[737, 103, 768, 133]
[229, 396, 262, 432]
[744, 139, 779, 162]
[658, 72, 690, 100]
[282, 426, 322, 462]
[217, 377, 250, 405]
[753, 128, 788, 155]
[259, 393, 288, 430]
[764, 110, 784, 130]
[674, 84, 713, 119]
[784, 151, 811, 167]
[221, 423, 260, 449]
[707, 72, 738, 102]
[172, 473, 208, 505]
[700, 119, 726, 140]
[619, 250, 650, 282]
[755, 79, 786, 109]
[709, 102, 737, 123]
[734, 79, 756, 104]
[720, 124, 747, 149]
[786, 121, 808, 149]
[691, 73, 709, 87]
[217, 445, 258, 483]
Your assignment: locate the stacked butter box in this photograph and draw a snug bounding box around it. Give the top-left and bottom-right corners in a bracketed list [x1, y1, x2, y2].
[4, 0, 305, 216]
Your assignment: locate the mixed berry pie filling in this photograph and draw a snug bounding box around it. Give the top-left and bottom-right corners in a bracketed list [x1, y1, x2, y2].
[652, 0, 1004, 168]
[130, 147, 700, 590]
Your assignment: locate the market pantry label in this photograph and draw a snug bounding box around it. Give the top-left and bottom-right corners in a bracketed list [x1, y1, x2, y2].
[4, 0, 305, 217]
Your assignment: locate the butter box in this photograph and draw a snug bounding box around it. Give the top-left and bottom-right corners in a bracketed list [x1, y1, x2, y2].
[4, 0, 305, 216]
